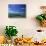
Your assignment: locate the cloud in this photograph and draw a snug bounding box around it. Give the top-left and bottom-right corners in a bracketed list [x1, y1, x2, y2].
[21, 8, 25, 9]
[8, 10, 24, 14]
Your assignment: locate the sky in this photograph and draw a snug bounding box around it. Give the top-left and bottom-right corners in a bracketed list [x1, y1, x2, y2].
[8, 4, 26, 15]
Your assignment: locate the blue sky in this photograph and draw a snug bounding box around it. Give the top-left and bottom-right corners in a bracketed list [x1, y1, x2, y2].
[8, 4, 26, 15]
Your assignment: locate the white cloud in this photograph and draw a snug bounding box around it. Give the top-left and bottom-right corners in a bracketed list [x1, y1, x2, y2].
[21, 8, 25, 9]
[8, 10, 24, 14]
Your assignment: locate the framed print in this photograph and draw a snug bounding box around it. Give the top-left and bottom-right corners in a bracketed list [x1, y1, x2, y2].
[8, 4, 26, 18]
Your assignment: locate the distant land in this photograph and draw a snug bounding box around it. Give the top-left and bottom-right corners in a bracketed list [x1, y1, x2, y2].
[8, 13, 26, 18]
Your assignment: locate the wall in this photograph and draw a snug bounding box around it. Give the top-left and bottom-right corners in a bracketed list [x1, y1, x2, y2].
[0, 0, 46, 38]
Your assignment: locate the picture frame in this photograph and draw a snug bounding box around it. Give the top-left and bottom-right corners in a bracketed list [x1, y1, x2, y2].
[8, 4, 26, 18]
